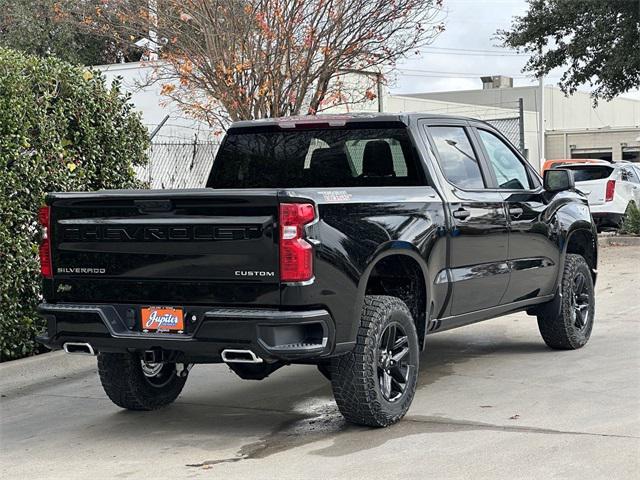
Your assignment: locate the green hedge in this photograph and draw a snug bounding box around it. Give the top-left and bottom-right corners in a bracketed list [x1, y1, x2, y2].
[0, 48, 148, 362]
[621, 202, 640, 235]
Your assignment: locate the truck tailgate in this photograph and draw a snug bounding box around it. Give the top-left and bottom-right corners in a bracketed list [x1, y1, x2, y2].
[48, 189, 280, 305]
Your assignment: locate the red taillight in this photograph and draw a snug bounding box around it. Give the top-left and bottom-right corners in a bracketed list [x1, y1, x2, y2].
[605, 179, 616, 202]
[279, 203, 316, 282]
[38, 205, 52, 278]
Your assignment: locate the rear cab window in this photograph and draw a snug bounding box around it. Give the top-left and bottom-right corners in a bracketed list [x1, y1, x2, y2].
[207, 124, 425, 188]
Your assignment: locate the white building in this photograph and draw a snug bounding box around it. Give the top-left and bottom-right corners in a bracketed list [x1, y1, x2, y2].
[401, 77, 640, 167]
[97, 62, 212, 142]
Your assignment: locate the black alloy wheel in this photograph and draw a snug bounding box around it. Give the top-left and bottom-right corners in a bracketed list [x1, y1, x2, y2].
[571, 271, 591, 331]
[377, 323, 412, 402]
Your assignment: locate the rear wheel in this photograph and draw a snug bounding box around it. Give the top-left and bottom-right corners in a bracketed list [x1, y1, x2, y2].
[98, 352, 187, 410]
[330, 295, 419, 427]
[537, 254, 595, 349]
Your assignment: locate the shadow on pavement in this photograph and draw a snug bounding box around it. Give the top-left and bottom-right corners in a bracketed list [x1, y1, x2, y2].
[81, 335, 552, 469]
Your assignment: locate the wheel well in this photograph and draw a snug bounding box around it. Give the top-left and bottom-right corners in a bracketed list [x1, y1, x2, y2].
[365, 255, 427, 346]
[566, 230, 597, 282]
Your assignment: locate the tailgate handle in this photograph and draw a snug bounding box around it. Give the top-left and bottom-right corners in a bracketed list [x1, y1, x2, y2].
[134, 200, 173, 213]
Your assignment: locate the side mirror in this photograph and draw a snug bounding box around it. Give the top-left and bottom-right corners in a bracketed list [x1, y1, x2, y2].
[544, 168, 575, 193]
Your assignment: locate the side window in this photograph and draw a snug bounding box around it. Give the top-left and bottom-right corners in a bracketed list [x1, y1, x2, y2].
[477, 129, 532, 190]
[621, 167, 639, 184]
[429, 126, 485, 189]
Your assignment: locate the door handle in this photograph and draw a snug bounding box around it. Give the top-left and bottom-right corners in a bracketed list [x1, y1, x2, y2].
[452, 208, 470, 220]
[509, 207, 524, 218]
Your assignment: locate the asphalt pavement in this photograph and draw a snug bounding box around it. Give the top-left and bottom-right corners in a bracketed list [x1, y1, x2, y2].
[1, 244, 639, 479]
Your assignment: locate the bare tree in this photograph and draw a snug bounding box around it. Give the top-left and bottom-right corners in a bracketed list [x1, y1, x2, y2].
[77, 0, 444, 130]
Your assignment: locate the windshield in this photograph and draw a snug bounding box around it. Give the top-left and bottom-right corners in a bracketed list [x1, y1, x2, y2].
[207, 127, 424, 188]
[563, 165, 613, 182]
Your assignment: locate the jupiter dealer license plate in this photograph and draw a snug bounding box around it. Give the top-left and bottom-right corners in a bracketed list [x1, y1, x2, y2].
[141, 307, 184, 333]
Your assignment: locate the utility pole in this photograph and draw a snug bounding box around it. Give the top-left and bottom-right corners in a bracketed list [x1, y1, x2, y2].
[518, 97, 525, 155]
[538, 46, 545, 168]
[376, 73, 384, 113]
[148, 0, 159, 61]
[539, 75, 545, 165]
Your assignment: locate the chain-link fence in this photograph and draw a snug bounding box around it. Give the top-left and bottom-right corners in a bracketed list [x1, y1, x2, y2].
[485, 117, 524, 153]
[136, 141, 220, 189]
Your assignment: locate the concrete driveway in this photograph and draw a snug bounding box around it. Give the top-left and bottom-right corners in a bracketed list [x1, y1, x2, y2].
[1, 245, 639, 479]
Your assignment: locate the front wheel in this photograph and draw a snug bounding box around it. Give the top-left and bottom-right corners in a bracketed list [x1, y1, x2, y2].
[330, 295, 419, 427]
[97, 352, 187, 410]
[537, 254, 595, 349]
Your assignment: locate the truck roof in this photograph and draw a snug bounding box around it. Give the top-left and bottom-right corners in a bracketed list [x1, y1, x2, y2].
[229, 112, 483, 130]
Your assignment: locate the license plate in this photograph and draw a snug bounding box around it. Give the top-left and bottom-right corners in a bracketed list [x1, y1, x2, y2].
[141, 307, 184, 333]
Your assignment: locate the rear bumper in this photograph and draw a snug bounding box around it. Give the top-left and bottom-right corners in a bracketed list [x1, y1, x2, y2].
[591, 211, 623, 228]
[36, 303, 343, 363]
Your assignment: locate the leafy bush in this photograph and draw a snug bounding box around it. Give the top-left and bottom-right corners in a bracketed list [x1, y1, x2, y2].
[620, 202, 640, 235]
[0, 48, 148, 362]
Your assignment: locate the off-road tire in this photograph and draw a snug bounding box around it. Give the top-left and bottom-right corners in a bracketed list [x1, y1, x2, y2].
[330, 295, 419, 427]
[537, 254, 595, 349]
[97, 352, 187, 410]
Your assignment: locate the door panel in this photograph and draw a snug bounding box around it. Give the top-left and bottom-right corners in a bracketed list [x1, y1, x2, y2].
[471, 126, 558, 303]
[423, 122, 510, 316]
[447, 191, 510, 314]
[501, 192, 559, 302]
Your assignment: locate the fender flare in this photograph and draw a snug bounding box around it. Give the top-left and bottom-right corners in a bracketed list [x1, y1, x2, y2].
[352, 240, 431, 345]
[556, 225, 597, 289]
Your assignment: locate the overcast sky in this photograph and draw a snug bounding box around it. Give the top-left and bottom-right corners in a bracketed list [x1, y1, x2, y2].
[390, 0, 640, 101]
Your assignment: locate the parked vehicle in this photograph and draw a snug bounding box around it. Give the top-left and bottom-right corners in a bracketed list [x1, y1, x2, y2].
[560, 163, 640, 230]
[37, 114, 598, 427]
[542, 158, 608, 172]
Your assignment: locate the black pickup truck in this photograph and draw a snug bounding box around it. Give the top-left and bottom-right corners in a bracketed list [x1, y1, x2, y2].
[37, 113, 597, 427]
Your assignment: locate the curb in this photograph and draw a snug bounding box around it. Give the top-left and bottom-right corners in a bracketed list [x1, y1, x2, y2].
[598, 235, 640, 248]
[0, 350, 96, 395]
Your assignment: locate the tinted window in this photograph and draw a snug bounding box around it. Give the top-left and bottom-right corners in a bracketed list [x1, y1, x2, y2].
[345, 138, 409, 176]
[477, 129, 531, 190]
[620, 167, 639, 184]
[429, 126, 485, 189]
[564, 165, 613, 182]
[208, 128, 422, 188]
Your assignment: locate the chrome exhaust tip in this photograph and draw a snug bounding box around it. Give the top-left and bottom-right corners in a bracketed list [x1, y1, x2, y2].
[221, 349, 263, 364]
[63, 342, 95, 355]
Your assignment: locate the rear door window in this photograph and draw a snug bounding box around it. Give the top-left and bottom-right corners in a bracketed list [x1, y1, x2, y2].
[428, 126, 485, 189]
[564, 166, 614, 182]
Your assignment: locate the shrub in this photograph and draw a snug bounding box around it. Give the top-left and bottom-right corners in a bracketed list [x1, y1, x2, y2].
[620, 202, 640, 235]
[0, 48, 148, 362]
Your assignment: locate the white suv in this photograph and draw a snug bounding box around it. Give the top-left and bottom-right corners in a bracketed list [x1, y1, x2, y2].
[562, 162, 640, 230]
